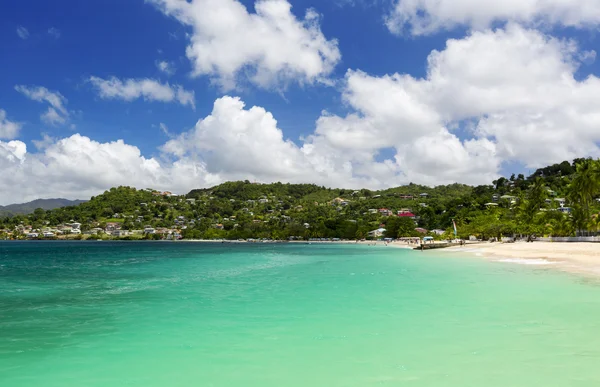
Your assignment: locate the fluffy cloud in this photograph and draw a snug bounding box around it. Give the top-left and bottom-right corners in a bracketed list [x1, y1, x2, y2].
[16, 26, 29, 40]
[15, 85, 70, 125]
[149, 0, 341, 90]
[316, 24, 600, 175]
[5, 25, 600, 203]
[0, 97, 399, 204]
[0, 110, 22, 140]
[387, 0, 600, 35]
[162, 96, 313, 179]
[88, 76, 195, 108]
[0, 134, 204, 204]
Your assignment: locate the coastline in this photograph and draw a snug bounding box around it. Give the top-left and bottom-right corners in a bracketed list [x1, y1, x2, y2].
[441, 241, 600, 278]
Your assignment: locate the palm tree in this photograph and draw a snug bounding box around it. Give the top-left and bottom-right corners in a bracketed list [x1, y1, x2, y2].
[568, 159, 600, 235]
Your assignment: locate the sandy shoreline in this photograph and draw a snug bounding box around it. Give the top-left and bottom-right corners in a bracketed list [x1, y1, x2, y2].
[441, 241, 600, 277]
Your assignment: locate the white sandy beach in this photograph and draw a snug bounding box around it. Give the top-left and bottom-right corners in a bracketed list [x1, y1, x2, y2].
[443, 241, 600, 277]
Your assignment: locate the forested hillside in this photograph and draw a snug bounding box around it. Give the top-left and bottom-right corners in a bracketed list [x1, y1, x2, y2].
[2, 158, 599, 240]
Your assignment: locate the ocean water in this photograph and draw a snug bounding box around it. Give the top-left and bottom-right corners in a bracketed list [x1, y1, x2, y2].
[1, 242, 600, 386]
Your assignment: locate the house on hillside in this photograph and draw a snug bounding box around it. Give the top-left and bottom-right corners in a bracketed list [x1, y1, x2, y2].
[105, 223, 121, 232]
[368, 228, 386, 238]
[85, 228, 104, 235]
[397, 210, 416, 219]
[379, 208, 393, 216]
[419, 193, 429, 198]
[414, 228, 428, 234]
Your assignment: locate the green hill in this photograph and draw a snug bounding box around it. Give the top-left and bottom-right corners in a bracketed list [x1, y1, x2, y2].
[1, 158, 599, 240]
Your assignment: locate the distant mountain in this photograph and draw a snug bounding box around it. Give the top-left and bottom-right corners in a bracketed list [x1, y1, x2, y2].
[0, 198, 87, 217]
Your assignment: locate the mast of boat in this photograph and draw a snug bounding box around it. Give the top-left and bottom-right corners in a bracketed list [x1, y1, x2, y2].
[452, 219, 458, 240]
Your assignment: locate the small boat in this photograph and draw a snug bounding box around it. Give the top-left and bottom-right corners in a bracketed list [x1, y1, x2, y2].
[414, 242, 460, 250]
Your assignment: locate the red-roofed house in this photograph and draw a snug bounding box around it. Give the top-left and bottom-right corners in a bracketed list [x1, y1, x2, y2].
[397, 210, 416, 219]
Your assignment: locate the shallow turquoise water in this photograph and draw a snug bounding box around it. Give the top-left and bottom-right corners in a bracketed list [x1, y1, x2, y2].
[1, 242, 600, 386]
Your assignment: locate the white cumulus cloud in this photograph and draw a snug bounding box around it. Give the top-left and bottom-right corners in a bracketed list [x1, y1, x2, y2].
[0, 134, 203, 204]
[316, 24, 600, 177]
[387, 0, 600, 35]
[148, 0, 341, 90]
[15, 85, 70, 126]
[0, 110, 22, 140]
[4, 25, 600, 203]
[88, 76, 195, 109]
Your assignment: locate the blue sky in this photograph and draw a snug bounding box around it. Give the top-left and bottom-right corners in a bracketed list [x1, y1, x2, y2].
[1, 0, 449, 151]
[1, 0, 600, 203]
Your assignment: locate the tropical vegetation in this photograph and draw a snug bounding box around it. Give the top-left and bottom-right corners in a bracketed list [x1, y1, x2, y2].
[1, 158, 600, 241]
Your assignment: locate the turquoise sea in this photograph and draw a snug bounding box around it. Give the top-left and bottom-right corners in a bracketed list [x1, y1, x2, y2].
[1, 242, 600, 386]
